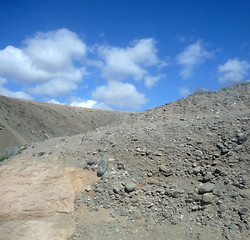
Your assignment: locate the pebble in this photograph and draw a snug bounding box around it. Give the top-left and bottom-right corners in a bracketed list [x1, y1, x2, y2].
[125, 182, 137, 193]
[86, 159, 96, 165]
[202, 193, 214, 204]
[97, 159, 109, 177]
[159, 165, 173, 177]
[203, 173, 212, 182]
[198, 184, 215, 194]
[194, 150, 203, 157]
[237, 133, 247, 144]
[238, 207, 248, 215]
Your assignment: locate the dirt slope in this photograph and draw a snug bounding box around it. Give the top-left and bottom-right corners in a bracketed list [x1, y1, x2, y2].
[0, 96, 131, 154]
[0, 82, 249, 240]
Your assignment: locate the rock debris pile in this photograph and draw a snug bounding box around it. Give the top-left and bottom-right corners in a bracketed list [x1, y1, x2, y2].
[0, 82, 249, 240]
[74, 83, 250, 239]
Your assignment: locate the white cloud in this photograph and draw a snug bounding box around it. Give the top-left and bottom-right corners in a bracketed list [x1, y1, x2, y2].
[144, 74, 166, 88]
[218, 58, 250, 83]
[179, 87, 190, 97]
[92, 81, 147, 110]
[176, 40, 213, 79]
[47, 99, 64, 105]
[70, 99, 110, 109]
[71, 99, 97, 108]
[0, 77, 32, 100]
[98, 38, 165, 81]
[0, 28, 86, 96]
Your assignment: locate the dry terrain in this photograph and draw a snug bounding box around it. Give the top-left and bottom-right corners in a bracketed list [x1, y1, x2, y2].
[0, 96, 130, 155]
[0, 82, 249, 240]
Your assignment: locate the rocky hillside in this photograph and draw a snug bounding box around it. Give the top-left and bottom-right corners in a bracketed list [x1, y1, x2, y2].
[0, 82, 249, 240]
[0, 96, 131, 154]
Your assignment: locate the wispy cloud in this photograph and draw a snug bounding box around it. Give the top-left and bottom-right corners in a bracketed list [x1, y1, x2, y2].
[179, 86, 190, 97]
[144, 74, 166, 88]
[218, 58, 250, 83]
[176, 40, 213, 79]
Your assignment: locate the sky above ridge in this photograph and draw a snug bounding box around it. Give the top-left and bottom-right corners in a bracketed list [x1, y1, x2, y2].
[0, 0, 249, 111]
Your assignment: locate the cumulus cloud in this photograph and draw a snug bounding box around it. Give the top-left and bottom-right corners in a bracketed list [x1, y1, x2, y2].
[0, 77, 32, 100]
[176, 40, 213, 79]
[218, 58, 250, 83]
[144, 74, 166, 88]
[0, 28, 86, 96]
[92, 81, 147, 110]
[98, 38, 165, 81]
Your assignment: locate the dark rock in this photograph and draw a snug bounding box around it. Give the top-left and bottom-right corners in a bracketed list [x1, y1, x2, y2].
[216, 142, 224, 150]
[97, 159, 109, 177]
[238, 207, 248, 215]
[237, 133, 247, 145]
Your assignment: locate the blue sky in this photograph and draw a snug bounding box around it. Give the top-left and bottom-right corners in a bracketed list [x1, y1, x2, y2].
[0, 0, 249, 111]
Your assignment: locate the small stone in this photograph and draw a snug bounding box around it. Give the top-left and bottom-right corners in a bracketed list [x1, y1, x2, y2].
[171, 216, 178, 225]
[216, 143, 224, 150]
[125, 182, 137, 193]
[97, 159, 109, 177]
[237, 133, 247, 145]
[203, 173, 212, 182]
[194, 150, 203, 157]
[113, 185, 122, 194]
[234, 145, 242, 152]
[198, 184, 215, 194]
[202, 193, 214, 204]
[85, 185, 92, 192]
[193, 167, 201, 175]
[192, 206, 199, 211]
[221, 148, 229, 155]
[159, 165, 173, 177]
[192, 193, 202, 201]
[117, 161, 124, 170]
[86, 159, 96, 165]
[239, 207, 248, 215]
[228, 191, 239, 198]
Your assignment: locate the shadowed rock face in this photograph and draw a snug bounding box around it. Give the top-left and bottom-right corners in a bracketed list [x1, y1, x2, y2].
[0, 83, 249, 240]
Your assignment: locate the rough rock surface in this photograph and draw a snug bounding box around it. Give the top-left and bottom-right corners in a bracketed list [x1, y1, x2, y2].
[0, 82, 249, 240]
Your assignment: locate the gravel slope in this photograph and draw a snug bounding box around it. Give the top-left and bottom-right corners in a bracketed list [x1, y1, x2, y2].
[0, 82, 249, 240]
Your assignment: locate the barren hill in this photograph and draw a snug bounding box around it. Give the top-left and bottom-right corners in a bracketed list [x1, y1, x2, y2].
[0, 96, 131, 154]
[0, 82, 249, 240]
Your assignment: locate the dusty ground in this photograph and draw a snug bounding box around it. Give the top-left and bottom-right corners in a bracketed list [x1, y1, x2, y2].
[0, 82, 249, 240]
